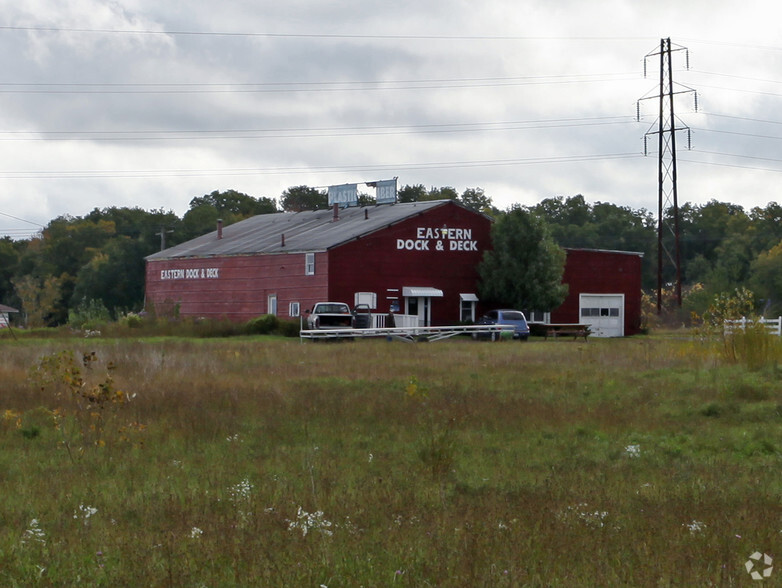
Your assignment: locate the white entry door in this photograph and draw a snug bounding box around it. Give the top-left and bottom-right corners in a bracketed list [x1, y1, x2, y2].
[579, 294, 624, 337]
[405, 296, 431, 326]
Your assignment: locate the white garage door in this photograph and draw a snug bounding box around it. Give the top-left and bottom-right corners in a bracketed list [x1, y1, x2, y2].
[579, 294, 624, 338]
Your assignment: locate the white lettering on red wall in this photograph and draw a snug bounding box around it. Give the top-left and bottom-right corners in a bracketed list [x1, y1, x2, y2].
[396, 226, 478, 252]
[160, 267, 220, 280]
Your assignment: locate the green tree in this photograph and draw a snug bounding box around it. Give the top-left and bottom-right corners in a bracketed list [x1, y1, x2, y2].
[280, 186, 328, 212]
[398, 184, 428, 203]
[71, 237, 147, 317]
[0, 237, 19, 305]
[478, 207, 568, 311]
[183, 190, 276, 239]
[189, 189, 276, 216]
[750, 240, 782, 316]
[458, 188, 495, 214]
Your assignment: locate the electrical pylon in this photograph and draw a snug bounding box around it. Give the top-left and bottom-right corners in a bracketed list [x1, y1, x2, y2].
[637, 38, 697, 314]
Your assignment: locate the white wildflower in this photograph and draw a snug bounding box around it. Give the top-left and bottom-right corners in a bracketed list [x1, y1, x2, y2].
[190, 527, 204, 539]
[684, 520, 706, 534]
[74, 504, 98, 524]
[22, 519, 46, 545]
[557, 503, 609, 528]
[287, 506, 333, 537]
[625, 444, 641, 458]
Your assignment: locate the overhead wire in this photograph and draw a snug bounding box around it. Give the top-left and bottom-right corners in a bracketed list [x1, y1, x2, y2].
[0, 115, 637, 141]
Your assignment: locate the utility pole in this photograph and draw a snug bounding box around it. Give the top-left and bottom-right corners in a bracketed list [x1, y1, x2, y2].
[638, 38, 696, 314]
[156, 226, 174, 251]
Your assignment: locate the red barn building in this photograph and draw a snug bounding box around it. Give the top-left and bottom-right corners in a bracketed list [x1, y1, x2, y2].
[552, 248, 644, 337]
[144, 200, 643, 336]
[146, 200, 491, 327]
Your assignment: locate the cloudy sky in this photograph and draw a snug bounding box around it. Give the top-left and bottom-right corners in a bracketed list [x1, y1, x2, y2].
[1, 0, 780, 238]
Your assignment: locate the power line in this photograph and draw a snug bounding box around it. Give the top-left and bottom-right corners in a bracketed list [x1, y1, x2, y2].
[0, 25, 655, 42]
[0, 210, 44, 227]
[0, 152, 644, 180]
[0, 74, 639, 95]
[0, 116, 636, 141]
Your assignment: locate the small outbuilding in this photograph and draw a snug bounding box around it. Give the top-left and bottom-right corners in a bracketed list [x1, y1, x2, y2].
[0, 303, 19, 328]
[549, 248, 644, 337]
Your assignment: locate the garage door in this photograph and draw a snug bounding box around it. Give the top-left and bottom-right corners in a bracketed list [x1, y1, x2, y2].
[579, 294, 624, 337]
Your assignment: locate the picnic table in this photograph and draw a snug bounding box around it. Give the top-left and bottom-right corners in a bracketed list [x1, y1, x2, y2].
[543, 323, 590, 341]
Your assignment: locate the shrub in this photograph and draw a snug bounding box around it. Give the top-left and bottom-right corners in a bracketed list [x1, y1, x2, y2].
[275, 318, 301, 338]
[245, 314, 279, 335]
[118, 312, 144, 329]
[68, 298, 111, 329]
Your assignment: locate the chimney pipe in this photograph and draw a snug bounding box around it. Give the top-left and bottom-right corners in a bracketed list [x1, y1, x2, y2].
[332, 203, 339, 222]
[281, 233, 285, 247]
[217, 219, 223, 239]
[364, 209, 368, 220]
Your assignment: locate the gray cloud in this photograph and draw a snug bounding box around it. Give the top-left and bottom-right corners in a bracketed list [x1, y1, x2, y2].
[1, 1, 781, 237]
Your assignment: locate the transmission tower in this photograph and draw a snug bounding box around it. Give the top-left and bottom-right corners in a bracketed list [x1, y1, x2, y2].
[637, 38, 697, 314]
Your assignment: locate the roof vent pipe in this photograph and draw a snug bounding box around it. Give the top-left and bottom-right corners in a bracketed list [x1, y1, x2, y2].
[332, 203, 339, 222]
[281, 233, 285, 247]
[217, 219, 223, 240]
[364, 209, 368, 220]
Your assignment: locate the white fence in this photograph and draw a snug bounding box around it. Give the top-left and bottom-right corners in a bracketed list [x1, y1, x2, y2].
[724, 316, 782, 337]
[371, 313, 419, 329]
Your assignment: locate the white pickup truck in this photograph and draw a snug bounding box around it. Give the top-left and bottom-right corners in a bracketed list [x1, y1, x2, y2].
[306, 302, 354, 330]
[306, 302, 373, 330]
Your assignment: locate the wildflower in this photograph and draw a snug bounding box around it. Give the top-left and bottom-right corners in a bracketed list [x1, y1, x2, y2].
[287, 506, 333, 537]
[368, 453, 374, 463]
[228, 478, 253, 502]
[625, 444, 641, 458]
[228, 478, 254, 524]
[557, 503, 609, 528]
[684, 520, 706, 534]
[190, 527, 204, 539]
[74, 504, 98, 523]
[226, 433, 241, 443]
[22, 519, 46, 545]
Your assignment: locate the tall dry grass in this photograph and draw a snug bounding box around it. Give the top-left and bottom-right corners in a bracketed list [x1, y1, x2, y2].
[1, 334, 781, 585]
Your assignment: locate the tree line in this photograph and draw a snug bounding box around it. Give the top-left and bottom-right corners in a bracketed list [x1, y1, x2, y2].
[1, 185, 781, 327]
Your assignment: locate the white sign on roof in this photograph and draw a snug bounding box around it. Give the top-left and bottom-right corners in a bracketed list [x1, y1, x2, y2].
[328, 183, 358, 206]
[374, 179, 397, 204]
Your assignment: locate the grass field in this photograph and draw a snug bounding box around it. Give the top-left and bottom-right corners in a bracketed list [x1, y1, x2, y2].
[1, 332, 782, 586]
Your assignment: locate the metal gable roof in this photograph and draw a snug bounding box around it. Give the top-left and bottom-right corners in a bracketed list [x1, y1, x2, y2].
[146, 200, 455, 260]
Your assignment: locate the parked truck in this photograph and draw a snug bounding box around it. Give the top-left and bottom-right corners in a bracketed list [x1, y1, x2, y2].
[306, 302, 373, 330]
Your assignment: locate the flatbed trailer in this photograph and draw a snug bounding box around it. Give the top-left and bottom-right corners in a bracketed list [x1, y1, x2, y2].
[300, 323, 516, 343]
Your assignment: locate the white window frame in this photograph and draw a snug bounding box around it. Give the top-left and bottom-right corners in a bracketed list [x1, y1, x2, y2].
[267, 294, 278, 316]
[354, 291, 377, 309]
[459, 293, 478, 322]
[305, 253, 315, 275]
[289, 301, 300, 317]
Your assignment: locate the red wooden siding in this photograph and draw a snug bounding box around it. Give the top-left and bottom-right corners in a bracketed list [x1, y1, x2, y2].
[145, 252, 329, 321]
[550, 249, 643, 335]
[326, 204, 491, 325]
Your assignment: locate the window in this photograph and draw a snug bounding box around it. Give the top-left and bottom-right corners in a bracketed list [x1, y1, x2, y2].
[459, 293, 478, 322]
[267, 294, 277, 316]
[289, 302, 300, 317]
[354, 292, 377, 309]
[460, 299, 474, 322]
[528, 310, 550, 324]
[305, 253, 315, 275]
